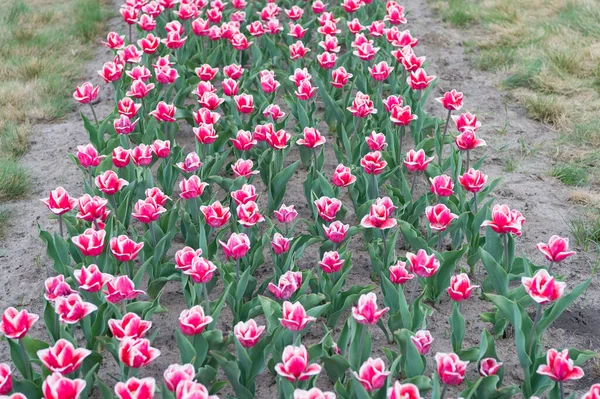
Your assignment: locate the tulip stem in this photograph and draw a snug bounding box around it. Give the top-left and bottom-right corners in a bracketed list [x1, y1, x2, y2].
[380, 229, 388, 267]
[236, 258, 240, 283]
[111, 195, 118, 216]
[410, 173, 418, 200]
[89, 103, 99, 127]
[127, 260, 134, 279]
[440, 384, 448, 399]
[473, 193, 478, 214]
[503, 233, 509, 271]
[293, 331, 299, 345]
[528, 302, 542, 354]
[465, 149, 470, 173]
[440, 109, 452, 165]
[203, 283, 209, 313]
[312, 147, 319, 181]
[409, 277, 420, 305]
[559, 382, 564, 399]
[58, 214, 64, 238]
[19, 338, 32, 380]
[122, 300, 127, 316]
[397, 126, 405, 168]
[150, 222, 157, 247]
[88, 168, 94, 190]
[548, 261, 554, 275]
[371, 173, 378, 200]
[128, 24, 132, 44]
[357, 325, 367, 364]
[437, 232, 442, 253]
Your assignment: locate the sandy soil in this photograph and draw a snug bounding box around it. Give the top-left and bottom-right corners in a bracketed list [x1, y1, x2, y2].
[0, 0, 598, 397]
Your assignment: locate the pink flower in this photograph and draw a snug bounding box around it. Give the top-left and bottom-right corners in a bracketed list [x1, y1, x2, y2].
[163, 364, 194, 392]
[353, 358, 390, 392]
[271, 233, 292, 255]
[361, 151, 387, 175]
[234, 93, 254, 114]
[138, 33, 160, 54]
[390, 105, 417, 126]
[38, 339, 91, 374]
[115, 377, 156, 399]
[332, 164, 356, 187]
[200, 201, 231, 228]
[108, 313, 152, 341]
[280, 301, 315, 332]
[481, 204, 525, 236]
[353, 41, 379, 61]
[323, 221, 349, 243]
[536, 235, 576, 263]
[352, 293, 389, 325]
[435, 352, 469, 385]
[275, 345, 322, 382]
[583, 384, 600, 399]
[176, 380, 219, 399]
[104, 276, 145, 304]
[150, 102, 176, 122]
[195, 64, 219, 81]
[55, 294, 97, 324]
[219, 233, 250, 260]
[411, 330, 434, 355]
[224, 64, 244, 79]
[260, 70, 281, 93]
[119, 338, 161, 368]
[448, 273, 479, 301]
[268, 271, 302, 300]
[458, 168, 488, 193]
[479, 358, 503, 377]
[425, 204, 458, 232]
[522, 269, 566, 305]
[295, 79, 317, 101]
[0, 363, 12, 395]
[0, 307, 39, 339]
[455, 128, 486, 151]
[41, 187, 77, 215]
[222, 78, 239, 96]
[389, 261, 414, 284]
[193, 123, 218, 144]
[114, 115, 138, 134]
[179, 305, 213, 335]
[194, 108, 220, 125]
[74, 264, 112, 293]
[110, 235, 144, 262]
[274, 204, 298, 224]
[103, 31, 125, 49]
[387, 382, 423, 399]
[365, 131, 387, 151]
[231, 130, 257, 151]
[407, 249, 440, 278]
[73, 82, 99, 104]
[384, 95, 403, 112]
[176, 152, 202, 173]
[331, 67, 353, 88]
[183, 257, 217, 284]
[44, 275, 76, 302]
[145, 187, 169, 207]
[127, 79, 155, 98]
[264, 104, 285, 121]
[360, 197, 397, 230]
[318, 251, 343, 274]
[317, 52, 337, 69]
[453, 112, 481, 132]
[407, 68, 435, 90]
[113, 147, 131, 168]
[369, 61, 394, 81]
[76, 144, 105, 168]
[314, 196, 342, 222]
[175, 247, 203, 271]
[42, 372, 86, 399]
[437, 90, 464, 111]
[95, 170, 129, 195]
[404, 149, 434, 172]
[231, 159, 259, 178]
[72, 228, 106, 257]
[132, 197, 166, 224]
[297, 127, 326, 148]
[231, 184, 258, 205]
[347, 92, 377, 118]
[236, 201, 265, 227]
[179, 176, 209, 200]
[430, 175, 454, 197]
[290, 41, 311, 60]
[234, 319, 265, 348]
[98, 61, 123, 83]
[537, 348, 584, 382]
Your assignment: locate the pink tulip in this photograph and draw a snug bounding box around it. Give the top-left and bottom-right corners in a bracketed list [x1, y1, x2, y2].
[407, 249, 440, 278]
[389, 261, 414, 284]
[436, 89, 464, 111]
[268, 271, 302, 300]
[118, 97, 141, 118]
[289, 68, 311, 86]
[448, 273, 479, 301]
[280, 301, 316, 332]
[113, 147, 131, 168]
[138, 33, 160, 54]
[319, 35, 340, 53]
[407, 68, 435, 90]
[231, 184, 257, 206]
[234, 93, 254, 114]
[430, 175, 454, 197]
[183, 257, 217, 284]
[537, 348, 584, 382]
[72, 228, 106, 257]
[98, 61, 123, 83]
[103, 31, 125, 49]
[0, 364, 12, 395]
[323, 221, 349, 244]
[176, 380, 219, 399]
[127, 79, 155, 98]
[95, 170, 129, 195]
[481, 204, 525, 236]
[352, 293, 389, 325]
[152, 140, 171, 158]
[76, 195, 109, 223]
[332, 164, 356, 187]
[384, 95, 403, 113]
[38, 339, 91, 374]
[179, 305, 213, 335]
[231, 159, 259, 178]
[131, 144, 154, 166]
[353, 358, 390, 392]
[234, 319, 266, 348]
[200, 201, 231, 228]
[55, 294, 97, 324]
[224, 64, 245, 79]
[455, 128, 486, 151]
[360, 197, 397, 230]
[583, 384, 600, 399]
[425, 204, 458, 232]
[314, 196, 342, 222]
[387, 382, 423, 399]
[319, 251, 344, 274]
[294, 388, 336, 399]
[104, 276, 145, 304]
[312, 0, 327, 13]
[163, 364, 195, 392]
[366, 132, 387, 151]
[76, 144, 104, 168]
[115, 377, 156, 399]
[275, 345, 322, 382]
[198, 92, 223, 110]
[179, 176, 209, 200]
[110, 235, 144, 262]
[259, 70, 280, 93]
[274, 204, 298, 224]
[73, 82, 99, 104]
[522, 269, 566, 305]
[453, 112, 481, 132]
[145, 187, 169, 207]
[231, 130, 257, 151]
[353, 41, 379, 61]
[369, 61, 394, 81]
[195, 64, 219, 81]
[411, 330, 434, 355]
[266, 128, 291, 150]
[126, 65, 151, 82]
[435, 352, 468, 385]
[271, 233, 292, 255]
[119, 338, 161, 368]
[193, 123, 218, 144]
[290, 41, 311, 60]
[108, 313, 152, 341]
[331, 67, 353, 88]
[0, 307, 38, 339]
[41, 187, 77, 215]
[175, 247, 203, 271]
[263, 104, 286, 121]
[361, 151, 387, 175]
[236, 201, 265, 227]
[390, 105, 417, 126]
[479, 358, 503, 377]
[74, 264, 112, 293]
[132, 197, 166, 224]
[297, 127, 326, 148]
[44, 275, 76, 302]
[176, 152, 202, 173]
[458, 168, 487, 193]
[536, 235, 576, 263]
[404, 149, 434, 172]
[347, 92, 377, 118]
[317, 52, 337, 69]
[42, 372, 86, 399]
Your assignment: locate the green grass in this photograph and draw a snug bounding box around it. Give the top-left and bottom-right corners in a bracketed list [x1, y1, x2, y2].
[441, 0, 477, 27]
[476, 47, 515, 71]
[569, 210, 600, 251]
[0, 209, 7, 240]
[521, 94, 567, 126]
[551, 163, 589, 186]
[0, 159, 28, 200]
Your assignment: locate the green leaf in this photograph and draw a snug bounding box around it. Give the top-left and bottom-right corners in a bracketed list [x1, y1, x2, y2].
[450, 302, 465, 353]
[479, 248, 509, 296]
[176, 330, 196, 364]
[536, 278, 591, 334]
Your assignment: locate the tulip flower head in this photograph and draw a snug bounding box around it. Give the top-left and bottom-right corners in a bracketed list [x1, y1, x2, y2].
[537, 348, 584, 382]
[353, 358, 390, 392]
[522, 269, 566, 305]
[435, 352, 468, 385]
[352, 293, 389, 325]
[536, 235, 576, 263]
[275, 345, 322, 382]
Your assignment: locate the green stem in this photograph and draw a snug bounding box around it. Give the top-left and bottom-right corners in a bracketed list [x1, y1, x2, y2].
[58, 214, 64, 238]
[380, 229, 388, 267]
[503, 233, 509, 271]
[371, 173, 378, 200]
[150, 222, 157, 247]
[357, 325, 367, 365]
[437, 231, 442, 253]
[89, 103, 99, 127]
[19, 338, 32, 380]
[410, 173, 418, 199]
[236, 258, 240, 283]
[548, 261, 555, 275]
[440, 109, 452, 165]
[440, 384, 448, 399]
[528, 303, 542, 354]
[559, 382, 564, 399]
[409, 276, 420, 305]
[203, 283, 209, 313]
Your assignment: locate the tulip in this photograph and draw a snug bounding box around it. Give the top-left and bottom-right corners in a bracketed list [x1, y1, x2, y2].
[260, 70, 281, 93]
[352, 293, 389, 325]
[319, 251, 344, 274]
[458, 168, 487, 196]
[119, 338, 161, 368]
[347, 18, 365, 33]
[231, 130, 257, 151]
[368, 20, 386, 37]
[145, 187, 169, 207]
[194, 108, 221, 125]
[289, 41, 311, 60]
[41, 187, 77, 216]
[583, 384, 600, 399]
[98, 61, 123, 83]
[174, 247, 202, 272]
[389, 261, 414, 284]
[332, 164, 356, 187]
[118, 97, 141, 118]
[331, 67, 353, 88]
[127, 79, 155, 98]
[231, 184, 258, 206]
[295, 79, 317, 100]
[103, 31, 125, 49]
[55, 294, 97, 324]
[353, 358, 390, 392]
[353, 41, 379, 61]
[314, 196, 342, 222]
[274, 204, 298, 225]
[42, 372, 86, 399]
[115, 377, 156, 399]
[268, 271, 302, 300]
[113, 147, 131, 168]
[131, 143, 153, 164]
[404, 149, 434, 173]
[411, 330, 434, 355]
[234, 319, 265, 348]
[297, 127, 326, 149]
[110, 235, 144, 262]
[426, 204, 458, 232]
[44, 274, 76, 302]
[234, 93, 254, 114]
[319, 35, 340, 53]
[0, 307, 38, 339]
[430, 175, 454, 197]
[453, 112, 481, 132]
[285, 5, 304, 19]
[312, 0, 327, 13]
[0, 364, 12, 395]
[280, 301, 316, 332]
[72, 228, 106, 257]
[132, 197, 166, 224]
[293, 388, 335, 399]
[224, 64, 244, 79]
[114, 115, 138, 134]
[152, 140, 170, 158]
[176, 152, 202, 173]
[522, 269, 566, 305]
[347, 92, 377, 118]
[479, 358, 503, 377]
[200, 201, 231, 228]
[360, 197, 397, 230]
[126, 65, 151, 81]
[263, 104, 285, 121]
[236, 201, 265, 227]
[435, 352, 468, 386]
[231, 158, 259, 178]
[369, 61, 394, 81]
[407, 68, 435, 91]
[138, 33, 160, 54]
[407, 249, 440, 278]
[323, 221, 349, 244]
[481, 204, 525, 237]
[176, 380, 219, 399]
[390, 105, 417, 129]
[536, 235, 576, 266]
[73, 82, 99, 110]
[74, 264, 112, 293]
[360, 151, 387, 175]
[108, 313, 152, 341]
[289, 68, 311, 86]
[366, 132, 387, 151]
[537, 348, 584, 383]
[437, 90, 464, 111]
[38, 339, 91, 374]
[448, 273, 479, 301]
[195, 64, 219, 81]
[193, 123, 218, 145]
[183, 257, 217, 284]
[317, 52, 337, 69]
[275, 345, 322, 382]
[179, 176, 209, 200]
[76, 144, 104, 168]
[163, 364, 195, 392]
[104, 276, 145, 304]
[95, 170, 129, 195]
[179, 305, 213, 335]
[271, 233, 292, 255]
[387, 382, 423, 399]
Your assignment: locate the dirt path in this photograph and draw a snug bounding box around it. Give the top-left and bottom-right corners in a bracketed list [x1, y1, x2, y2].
[0, 0, 597, 395]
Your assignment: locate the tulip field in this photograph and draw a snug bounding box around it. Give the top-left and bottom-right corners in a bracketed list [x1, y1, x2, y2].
[1, 0, 599, 398]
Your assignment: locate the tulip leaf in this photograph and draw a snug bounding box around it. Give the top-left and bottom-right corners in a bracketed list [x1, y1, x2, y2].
[450, 302, 465, 353]
[479, 248, 509, 296]
[322, 354, 350, 383]
[536, 278, 591, 334]
[211, 351, 255, 399]
[403, 375, 433, 392]
[395, 329, 425, 378]
[350, 375, 373, 399]
[176, 330, 196, 365]
[13, 378, 42, 399]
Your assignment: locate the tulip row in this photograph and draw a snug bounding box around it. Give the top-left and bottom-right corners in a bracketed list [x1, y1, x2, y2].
[2, 0, 597, 398]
